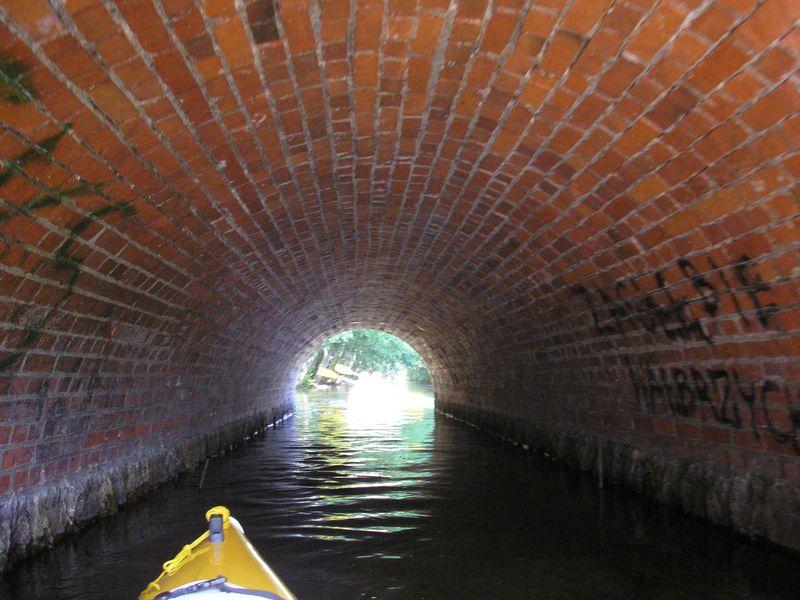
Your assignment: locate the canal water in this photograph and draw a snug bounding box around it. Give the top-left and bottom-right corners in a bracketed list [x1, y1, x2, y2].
[2, 385, 800, 599]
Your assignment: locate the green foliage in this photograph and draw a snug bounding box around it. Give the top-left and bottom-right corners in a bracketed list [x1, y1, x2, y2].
[0, 182, 102, 225]
[0, 56, 36, 104]
[0, 122, 135, 372]
[0, 125, 72, 188]
[299, 329, 431, 386]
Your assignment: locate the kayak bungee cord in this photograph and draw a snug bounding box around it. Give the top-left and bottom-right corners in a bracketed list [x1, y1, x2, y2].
[154, 577, 286, 599]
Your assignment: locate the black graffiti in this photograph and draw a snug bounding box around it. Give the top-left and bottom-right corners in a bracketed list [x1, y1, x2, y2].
[624, 357, 800, 454]
[574, 255, 779, 344]
[677, 258, 719, 316]
[733, 259, 779, 328]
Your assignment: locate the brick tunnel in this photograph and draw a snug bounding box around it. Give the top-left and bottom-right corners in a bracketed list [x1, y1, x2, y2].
[0, 0, 799, 570]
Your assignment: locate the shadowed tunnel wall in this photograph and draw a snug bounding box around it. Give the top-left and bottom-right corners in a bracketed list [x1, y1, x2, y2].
[0, 0, 799, 568]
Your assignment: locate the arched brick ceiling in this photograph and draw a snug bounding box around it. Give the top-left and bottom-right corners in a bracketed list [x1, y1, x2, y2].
[0, 0, 799, 497]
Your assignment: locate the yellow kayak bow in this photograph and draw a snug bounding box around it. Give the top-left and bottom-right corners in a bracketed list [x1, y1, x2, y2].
[139, 506, 296, 600]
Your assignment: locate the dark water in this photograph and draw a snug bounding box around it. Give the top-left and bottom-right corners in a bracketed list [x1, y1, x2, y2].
[3, 387, 800, 599]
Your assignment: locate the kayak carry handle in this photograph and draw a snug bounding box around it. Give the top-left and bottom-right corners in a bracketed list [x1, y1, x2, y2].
[160, 507, 232, 574]
[205, 505, 231, 528]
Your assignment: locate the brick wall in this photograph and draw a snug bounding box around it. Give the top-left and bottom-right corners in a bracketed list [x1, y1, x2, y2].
[0, 0, 798, 560]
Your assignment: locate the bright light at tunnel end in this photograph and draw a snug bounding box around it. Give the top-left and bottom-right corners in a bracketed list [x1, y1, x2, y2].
[294, 328, 435, 418]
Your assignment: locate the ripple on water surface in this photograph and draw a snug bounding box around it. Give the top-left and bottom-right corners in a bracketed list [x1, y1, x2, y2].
[2, 387, 800, 599]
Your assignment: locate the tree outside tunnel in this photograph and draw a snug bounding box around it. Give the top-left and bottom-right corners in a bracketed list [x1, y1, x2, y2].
[297, 329, 431, 389]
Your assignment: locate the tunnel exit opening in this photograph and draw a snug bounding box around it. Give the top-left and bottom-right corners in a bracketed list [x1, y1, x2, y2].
[294, 329, 433, 407]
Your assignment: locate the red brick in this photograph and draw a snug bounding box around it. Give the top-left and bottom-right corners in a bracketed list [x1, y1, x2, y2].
[0, 0, 797, 548]
[2, 447, 32, 470]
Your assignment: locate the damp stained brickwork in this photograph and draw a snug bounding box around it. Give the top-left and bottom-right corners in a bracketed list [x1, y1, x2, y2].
[0, 0, 798, 565]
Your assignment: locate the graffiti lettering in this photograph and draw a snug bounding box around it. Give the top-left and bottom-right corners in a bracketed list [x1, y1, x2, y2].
[624, 357, 800, 454]
[572, 286, 618, 335]
[575, 256, 779, 344]
[678, 258, 719, 316]
[733, 259, 779, 328]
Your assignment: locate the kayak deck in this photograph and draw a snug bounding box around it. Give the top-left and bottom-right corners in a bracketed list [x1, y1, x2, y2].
[139, 506, 295, 600]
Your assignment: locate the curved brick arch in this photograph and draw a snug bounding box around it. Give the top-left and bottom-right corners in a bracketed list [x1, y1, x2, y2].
[251, 277, 497, 394]
[0, 0, 798, 567]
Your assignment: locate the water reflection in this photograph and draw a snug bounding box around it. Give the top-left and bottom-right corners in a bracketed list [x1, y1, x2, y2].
[2, 386, 799, 599]
[292, 381, 434, 541]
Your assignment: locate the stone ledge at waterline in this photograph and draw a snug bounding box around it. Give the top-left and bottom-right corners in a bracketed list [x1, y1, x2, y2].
[0, 403, 293, 573]
[437, 401, 800, 554]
